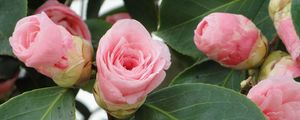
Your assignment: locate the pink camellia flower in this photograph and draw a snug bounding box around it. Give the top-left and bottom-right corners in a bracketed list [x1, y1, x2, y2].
[105, 12, 131, 24]
[247, 75, 300, 120]
[194, 13, 268, 69]
[269, 0, 300, 65]
[9, 13, 93, 87]
[35, 0, 91, 40]
[93, 19, 171, 119]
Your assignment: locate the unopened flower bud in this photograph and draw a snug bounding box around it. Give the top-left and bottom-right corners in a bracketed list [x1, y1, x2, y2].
[194, 13, 268, 69]
[259, 51, 300, 80]
[269, 0, 300, 65]
[258, 51, 288, 80]
[269, 0, 290, 20]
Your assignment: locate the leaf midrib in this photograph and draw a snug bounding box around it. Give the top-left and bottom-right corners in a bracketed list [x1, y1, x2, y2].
[40, 89, 67, 120]
[144, 103, 179, 120]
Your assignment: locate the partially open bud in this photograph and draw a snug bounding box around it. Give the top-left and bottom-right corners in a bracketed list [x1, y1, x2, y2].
[9, 13, 93, 87]
[258, 51, 289, 80]
[194, 13, 268, 69]
[52, 36, 93, 87]
[93, 19, 171, 119]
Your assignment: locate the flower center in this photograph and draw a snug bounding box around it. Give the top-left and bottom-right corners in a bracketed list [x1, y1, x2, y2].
[121, 56, 138, 70]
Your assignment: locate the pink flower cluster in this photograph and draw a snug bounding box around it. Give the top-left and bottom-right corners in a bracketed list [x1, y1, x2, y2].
[9, 0, 170, 118]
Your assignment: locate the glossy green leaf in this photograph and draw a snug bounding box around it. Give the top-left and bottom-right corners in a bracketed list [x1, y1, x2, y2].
[86, 0, 104, 19]
[135, 84, 266, 120]
[292, 0, 300, 37]
[156, 0, 266, 59]
[253, 0, 276, 41]
[157, 49, 195, 89]
[170, 60, 245, 91]
[124, 0, 158, 31]
[0, 0, 27, 55]
[85, 19, 111, 49]
[0, 87, 75, 120]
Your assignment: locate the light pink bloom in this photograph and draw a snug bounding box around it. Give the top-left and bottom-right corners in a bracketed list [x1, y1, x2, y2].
[35, 0, 91, 40]
[247, 75, 300, 120]
[93, 19, 171, 118]
[105, 12, 131, 24]
[9, 13, 93, 87]
[194, 13, 268, 69]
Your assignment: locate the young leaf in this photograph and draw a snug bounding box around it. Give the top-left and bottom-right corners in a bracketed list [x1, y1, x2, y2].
[124, 0, 158, 31]
[0, 87, 75, 120]
[85, 19, 111, 49]
[86, 0, 104, 19]
[0, 0, 27, 55]
[292, 0, 300, 38]
[253, 0, 276, 41]
[156, 0, 267, 59]
[170, 60, 245, 91]
[135, 83, 266, 120]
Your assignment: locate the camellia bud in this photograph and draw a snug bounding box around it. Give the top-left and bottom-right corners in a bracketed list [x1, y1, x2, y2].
[52, 36, 93, 87]
[194, 13, 268, 69]
[269, 0, 290, 20]
[258, 51, 300, 81]
[269, 0, 300, 65]
[258, 51, 289, 80]
[9, 13, 93, 87]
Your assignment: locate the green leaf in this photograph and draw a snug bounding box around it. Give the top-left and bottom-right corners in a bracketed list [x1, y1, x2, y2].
[0, 0, 27, 55]
[85, 19, 111, 49]
[253, 0, 276, 41]
[156, 0, 266, 59]
[292, 0, 300, 37]
[0, 87, 75, 120]
[135, 84, 266, 120]
[86, 0, 104, 19]
[170, 60, 245, 91]
[124, 0, 158, 31]
[157, 49, 195, 89]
